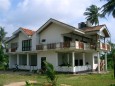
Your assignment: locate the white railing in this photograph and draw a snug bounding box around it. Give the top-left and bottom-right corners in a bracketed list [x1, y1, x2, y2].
[11, 65, 38, 70]
[84, 43, 90, 50]
[56, 65, 91, 72]
[56, 66, 73, 72]
[75, 65, 91, 72]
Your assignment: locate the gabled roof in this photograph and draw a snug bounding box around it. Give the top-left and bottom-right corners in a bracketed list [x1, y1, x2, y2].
[83, 25, 105, 32]
[22, 28, 35, 36]
[6, 27, 35, 43]
[36, 18, 85, 34]
[83, 24, 110, 37]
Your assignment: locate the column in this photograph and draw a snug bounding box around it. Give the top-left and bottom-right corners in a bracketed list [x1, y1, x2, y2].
[72, 52, 75, 73]
[27, 53, 29, 66]
[17, 54, 19, 65]
[105, 52, 107, 71]
[83, 53, 85, 66]
[67, 53, 69, 64]
[37, 53, 40, 69]
[97, 52, 100, 73]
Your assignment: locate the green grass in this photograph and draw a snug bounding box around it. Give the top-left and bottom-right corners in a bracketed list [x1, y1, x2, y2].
[0, 71, 115, 86]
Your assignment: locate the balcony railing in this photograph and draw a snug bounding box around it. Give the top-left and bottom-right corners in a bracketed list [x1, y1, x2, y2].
[11, 48, 17, 52]
[100, 43, 111, 51]
[36, 45, 43, 50]
[47, 43, 56, 49]
[36, 41, 96, 51]
[36, 41, 111, 51]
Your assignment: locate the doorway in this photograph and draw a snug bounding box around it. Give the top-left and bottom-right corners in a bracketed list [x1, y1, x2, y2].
[41, 57, 46, 70]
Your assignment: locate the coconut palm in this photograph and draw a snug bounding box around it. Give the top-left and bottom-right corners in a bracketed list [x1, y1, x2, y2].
[84, 5, 102, 26]
[101, 0, 115, 18]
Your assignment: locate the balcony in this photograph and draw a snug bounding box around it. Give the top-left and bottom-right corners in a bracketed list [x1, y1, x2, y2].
[36, 41, 111, 51]
[100, 43, 111, 51]
[11, 48, 17, 52]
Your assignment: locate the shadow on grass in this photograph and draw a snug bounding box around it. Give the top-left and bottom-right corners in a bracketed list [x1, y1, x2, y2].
[110, 83, 115, 86]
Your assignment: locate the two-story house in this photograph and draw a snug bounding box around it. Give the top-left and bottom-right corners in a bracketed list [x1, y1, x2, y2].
[6, 18, 111, 73]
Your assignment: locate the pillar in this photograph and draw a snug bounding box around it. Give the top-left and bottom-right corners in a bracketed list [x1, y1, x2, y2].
[17, 54, 19, 65]
[72, 52, 75, 73]
[27, 53, 29, 66]
[83, 53, 85, 66]
[97, 52, 100, 73]
[105, 52, 107, 71]
[67, 53, 69, 64]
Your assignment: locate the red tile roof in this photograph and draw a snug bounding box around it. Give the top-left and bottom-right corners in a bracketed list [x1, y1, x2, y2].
[22, 28, 35, 36]
[83, 25, 105, 32]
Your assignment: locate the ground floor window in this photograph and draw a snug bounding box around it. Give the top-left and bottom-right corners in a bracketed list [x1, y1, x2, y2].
[75, 59, 83, 66]
[19, 54, 27, 65]
[58, 53, 72, 66]
[29, 54, 37, 66]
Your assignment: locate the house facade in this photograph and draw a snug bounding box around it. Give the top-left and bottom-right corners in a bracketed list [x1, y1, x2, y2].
[6, 18, 111, 73]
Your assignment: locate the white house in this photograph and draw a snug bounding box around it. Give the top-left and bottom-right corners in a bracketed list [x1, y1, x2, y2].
[6, 18, 111, 73]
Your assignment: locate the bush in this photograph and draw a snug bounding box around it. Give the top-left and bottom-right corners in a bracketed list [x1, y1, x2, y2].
[44, 61, 57, 86]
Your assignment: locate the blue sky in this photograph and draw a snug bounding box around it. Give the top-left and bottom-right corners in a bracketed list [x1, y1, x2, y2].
[0, 0, 115, 42]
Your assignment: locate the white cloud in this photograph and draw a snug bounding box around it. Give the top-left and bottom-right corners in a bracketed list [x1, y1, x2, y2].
[0, 0, 11, 11]
[5, 0, 93, 25]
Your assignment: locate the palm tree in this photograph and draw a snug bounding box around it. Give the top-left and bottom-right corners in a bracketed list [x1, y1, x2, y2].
[84, 5, 102, 26]
[101, 0, 115, 18]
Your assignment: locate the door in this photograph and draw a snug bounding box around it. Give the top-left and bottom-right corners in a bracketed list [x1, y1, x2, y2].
[41, 57, 46, 70]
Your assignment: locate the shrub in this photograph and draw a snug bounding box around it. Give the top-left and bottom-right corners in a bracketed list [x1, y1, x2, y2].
[44, 61, 57, 86]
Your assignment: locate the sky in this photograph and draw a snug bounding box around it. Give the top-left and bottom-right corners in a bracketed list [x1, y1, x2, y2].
[0, 0, 115, 42]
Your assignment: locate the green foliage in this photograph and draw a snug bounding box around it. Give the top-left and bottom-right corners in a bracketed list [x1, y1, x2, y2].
[107, 41, 115, 69]
[25, 81, 33, 86]
[44, 61, 57, 86]
[0, 26, 8, 70]
[84, 4, 102, 26]
[110, 83, 115, 86]
[101, 0, 115, 18]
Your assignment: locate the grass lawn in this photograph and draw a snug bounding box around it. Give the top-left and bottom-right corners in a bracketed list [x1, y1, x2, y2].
[0, 71, 115, 86]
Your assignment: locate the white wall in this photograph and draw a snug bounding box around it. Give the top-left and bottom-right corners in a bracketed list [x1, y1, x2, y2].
[8, 36, 19, 48]
[92, 52, 98, 70]
[39, 23, 72, 44]
[85, 53, 93, 69]
[32, 33, 39, 51]
[7, 32, 30, 52]
[9, 54, 17, 68]
[18, 32, 29, 51]
[37, 51, 58, 69]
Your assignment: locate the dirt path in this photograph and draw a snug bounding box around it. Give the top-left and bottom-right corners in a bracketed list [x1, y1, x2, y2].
[4, 81, 37, 86]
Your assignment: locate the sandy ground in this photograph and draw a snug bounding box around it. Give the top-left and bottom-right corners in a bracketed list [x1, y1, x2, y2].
[4, 81, 37, 86]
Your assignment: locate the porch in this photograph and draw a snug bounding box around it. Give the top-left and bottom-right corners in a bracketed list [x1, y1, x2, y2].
[56, 51, 107, 73]
[9, 53, 38, 71]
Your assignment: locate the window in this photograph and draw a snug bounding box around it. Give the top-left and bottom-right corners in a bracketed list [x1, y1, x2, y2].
[19, 54, 27, 65]
[29, 55, 37, 66]
[94, 56, 98, 64]
[22, 39, 31, 51]
[79, 59, 83, 66]
[41, 39, 46, 42]
[75, 60, 78, 66]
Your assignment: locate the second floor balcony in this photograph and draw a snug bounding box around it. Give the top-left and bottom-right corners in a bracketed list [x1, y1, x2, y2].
[36, 41, 111, 52]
